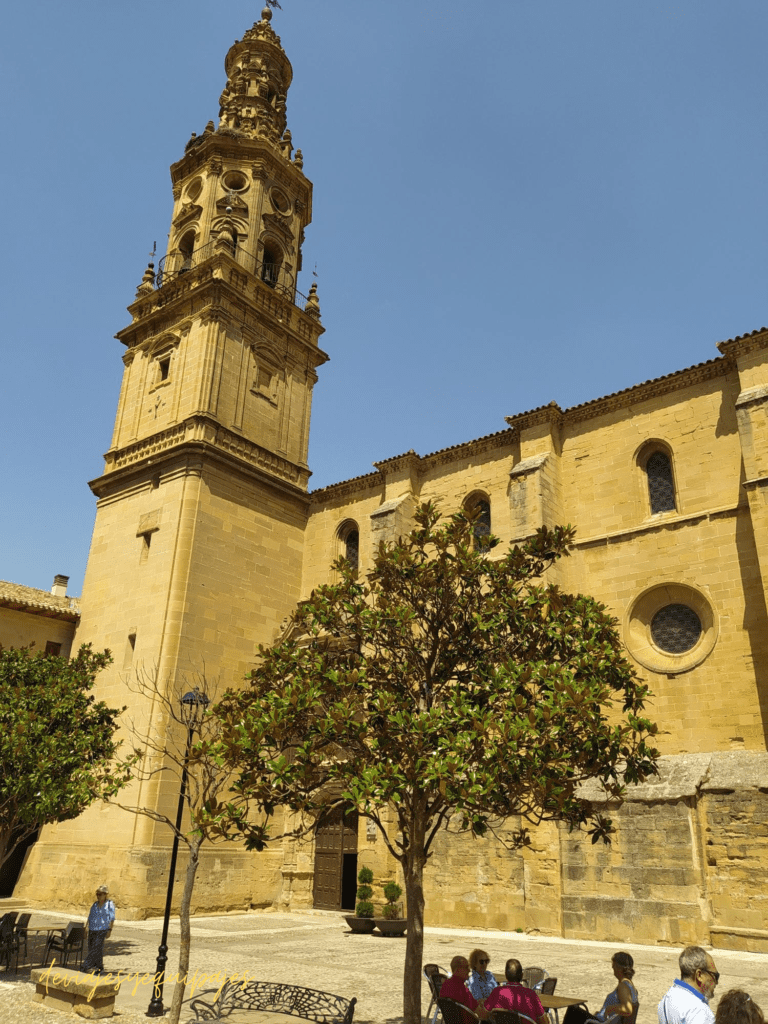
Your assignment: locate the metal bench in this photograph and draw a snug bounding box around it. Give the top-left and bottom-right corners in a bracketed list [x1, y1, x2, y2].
[189, 980, 356, 1023]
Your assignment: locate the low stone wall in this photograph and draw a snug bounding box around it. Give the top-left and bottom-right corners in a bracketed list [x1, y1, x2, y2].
[31, 966, 121, 1019]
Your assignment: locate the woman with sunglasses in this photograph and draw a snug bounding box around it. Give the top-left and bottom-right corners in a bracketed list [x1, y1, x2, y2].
[468, 949, 498, 1001]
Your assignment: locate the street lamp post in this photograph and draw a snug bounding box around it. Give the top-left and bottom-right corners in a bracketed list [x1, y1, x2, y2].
[146, 688, 209, 1018]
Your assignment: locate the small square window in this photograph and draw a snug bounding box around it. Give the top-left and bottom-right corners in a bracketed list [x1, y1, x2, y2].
[158, 356, 171, 381]
[45, 641, 62, 656]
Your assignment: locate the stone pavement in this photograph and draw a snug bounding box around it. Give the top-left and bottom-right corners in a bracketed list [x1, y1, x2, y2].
[1, 902, 768, 1023]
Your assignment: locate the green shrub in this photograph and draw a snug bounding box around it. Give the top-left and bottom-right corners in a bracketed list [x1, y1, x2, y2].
[355, 884, 373, 902]
[357, 866, 373, 885]
[355, 900, 375, 918]
[383, 881, 402, 904]
[382, 903, 402, 920]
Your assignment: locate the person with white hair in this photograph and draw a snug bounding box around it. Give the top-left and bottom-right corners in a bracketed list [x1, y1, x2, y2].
[658, 946, 719, 1024]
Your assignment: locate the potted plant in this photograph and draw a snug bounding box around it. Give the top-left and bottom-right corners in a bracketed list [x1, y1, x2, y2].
[343, 866, 376, 933]
[374, 880, 406, 936]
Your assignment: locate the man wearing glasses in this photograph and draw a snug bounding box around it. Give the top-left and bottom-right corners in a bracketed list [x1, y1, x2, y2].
[658, 946, 719, 1024]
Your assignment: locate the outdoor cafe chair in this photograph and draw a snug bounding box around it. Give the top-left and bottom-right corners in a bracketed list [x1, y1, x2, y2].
[522, 967, 548, 991]
[490, 1012, 538, 1024]
[44, 922, 85, 969]
[14, 913, 31, 962]
[586, 1005, 639, 1024]
[424, 965, 448, 1024]
[0, 913, 20, 972]
[438, 996, 481, 1024]
[489, 1011, 522, 1024]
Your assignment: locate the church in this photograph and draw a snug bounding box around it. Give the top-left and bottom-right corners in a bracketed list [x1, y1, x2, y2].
[9, 7, 768, 952]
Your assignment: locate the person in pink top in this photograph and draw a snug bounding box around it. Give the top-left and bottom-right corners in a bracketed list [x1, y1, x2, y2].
[440, 955, 490, 1020]
[485, 959, 549, 1024]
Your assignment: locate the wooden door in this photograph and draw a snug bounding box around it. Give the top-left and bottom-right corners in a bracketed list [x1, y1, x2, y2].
[312, 806, 358, 910]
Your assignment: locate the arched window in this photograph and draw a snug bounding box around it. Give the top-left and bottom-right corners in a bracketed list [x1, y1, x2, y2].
[179, 230, 196, 272]
[645, 450, 676, 514]
[344, 530, 359, 576]
[261, 242, 282, 287]
[465, 494, 491, 551]
[338, 521, 360, 577]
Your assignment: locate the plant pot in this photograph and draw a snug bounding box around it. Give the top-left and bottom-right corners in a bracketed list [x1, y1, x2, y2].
[373, 918, 407, 937]
[343, 915, 376, 933]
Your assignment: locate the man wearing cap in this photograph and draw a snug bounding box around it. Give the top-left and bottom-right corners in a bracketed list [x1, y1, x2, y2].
[82, 885, 115, 975]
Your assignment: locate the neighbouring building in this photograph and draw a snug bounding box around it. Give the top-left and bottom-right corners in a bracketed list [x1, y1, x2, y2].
[13, 8, 768, 951]
[0, 576, 79, 659]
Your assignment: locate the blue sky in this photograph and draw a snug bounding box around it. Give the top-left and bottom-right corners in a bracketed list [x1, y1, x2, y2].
[2, 0, 768, 595]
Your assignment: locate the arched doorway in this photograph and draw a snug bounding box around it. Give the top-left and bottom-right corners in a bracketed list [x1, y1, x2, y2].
[312, 805, 358, 911]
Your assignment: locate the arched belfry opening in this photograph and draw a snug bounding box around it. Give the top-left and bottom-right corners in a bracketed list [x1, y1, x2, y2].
[312, 805, 359, 911]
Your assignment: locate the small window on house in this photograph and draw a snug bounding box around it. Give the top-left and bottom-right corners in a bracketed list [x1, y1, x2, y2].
[158, 356, 171, 382]
[44, 641, 62, 656]
[646, 450, 676, 514]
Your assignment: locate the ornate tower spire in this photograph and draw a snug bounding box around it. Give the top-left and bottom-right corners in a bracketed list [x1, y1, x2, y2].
[218, 7, 292, 145]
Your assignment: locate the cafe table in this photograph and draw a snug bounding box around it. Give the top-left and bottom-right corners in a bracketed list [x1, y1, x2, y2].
[540, 993, 589, 1024]
[24, 925, 66, 965]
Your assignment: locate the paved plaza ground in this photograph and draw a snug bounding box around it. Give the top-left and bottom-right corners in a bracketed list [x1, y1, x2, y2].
[1, 901, 768, 1023]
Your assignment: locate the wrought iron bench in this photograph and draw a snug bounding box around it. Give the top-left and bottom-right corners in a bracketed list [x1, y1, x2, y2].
[189, 980, 357, 1023]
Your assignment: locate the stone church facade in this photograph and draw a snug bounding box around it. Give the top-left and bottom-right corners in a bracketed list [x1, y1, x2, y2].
[14, 9, 768, 951]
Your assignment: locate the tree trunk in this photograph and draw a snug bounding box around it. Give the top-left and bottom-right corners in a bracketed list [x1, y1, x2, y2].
[168, 839, 201, 1024]
[402, 815, 428, 1024]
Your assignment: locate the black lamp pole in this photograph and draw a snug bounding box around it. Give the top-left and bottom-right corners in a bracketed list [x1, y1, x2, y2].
[146, 689, 209, 1018]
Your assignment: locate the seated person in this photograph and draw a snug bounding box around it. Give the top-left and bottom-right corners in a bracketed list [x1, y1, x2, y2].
[441, 955, 490, 1020]
[564, 952, 638, 1024]
[469, 949, 499, 1001]
[485, 959, 549, 1024]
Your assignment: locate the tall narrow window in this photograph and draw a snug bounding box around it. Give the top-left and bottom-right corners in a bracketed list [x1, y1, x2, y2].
[646, 451, 676, 514]
[465, 495, 491, 551]
[261, 243, 281, 287]
[344, 530, 359, 576]
[179, 230, 196, 272]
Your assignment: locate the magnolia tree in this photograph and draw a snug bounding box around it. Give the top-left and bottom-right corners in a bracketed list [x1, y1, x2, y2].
[0, 644, 134, 871]
[203, 503, 659, 1024]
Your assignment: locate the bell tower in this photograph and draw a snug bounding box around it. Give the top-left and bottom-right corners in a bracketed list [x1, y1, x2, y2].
[14, 8, 327, 915]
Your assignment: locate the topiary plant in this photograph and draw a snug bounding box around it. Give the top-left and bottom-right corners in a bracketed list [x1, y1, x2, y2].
[356, 866, 375, 917]
[382, 880, 403, 919]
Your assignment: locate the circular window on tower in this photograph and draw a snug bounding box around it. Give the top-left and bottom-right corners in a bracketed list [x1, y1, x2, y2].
[270, 187, 291, 214]
[624, 583, 717, 675]
[185, 177, 203, 202]
[222, 170, 249, 192]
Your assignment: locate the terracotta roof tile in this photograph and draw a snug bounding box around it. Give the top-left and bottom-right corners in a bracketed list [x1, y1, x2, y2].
[0, 581, 80, 620]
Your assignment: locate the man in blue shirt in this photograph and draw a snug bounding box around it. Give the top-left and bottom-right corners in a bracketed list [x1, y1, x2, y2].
[658, 946, 719, 1024]
[82, 885, 115, 976]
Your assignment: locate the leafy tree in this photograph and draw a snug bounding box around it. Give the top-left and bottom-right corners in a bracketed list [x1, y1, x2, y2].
[0, 644, 134, 870]
[205, 503, 659, 1024]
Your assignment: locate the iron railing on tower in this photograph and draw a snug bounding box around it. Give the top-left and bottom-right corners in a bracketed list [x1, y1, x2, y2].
[156, 239, 311, 309]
